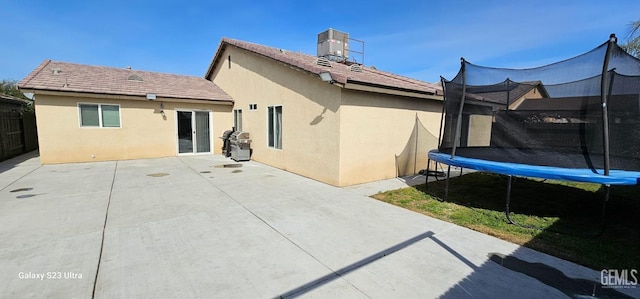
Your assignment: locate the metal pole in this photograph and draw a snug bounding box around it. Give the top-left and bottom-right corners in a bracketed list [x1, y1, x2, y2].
[443, 165, 451, 202]
[451, 58, 467, 159]
[506, 79, 510, 111]
[505, 175, 515, 224]
[426, 158, 431, 185]
[594, 183, 611, 237]
[437, 77, 448, 150]
[600, 34, 617, 176]
[601, 184, 610, 223]
[414, 114, 418, 174]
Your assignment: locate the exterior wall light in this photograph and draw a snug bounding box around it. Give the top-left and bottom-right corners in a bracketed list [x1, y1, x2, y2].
[146, 93, 157, 100]
[319, 72, 334, 84]
[160, 102, 166, 119]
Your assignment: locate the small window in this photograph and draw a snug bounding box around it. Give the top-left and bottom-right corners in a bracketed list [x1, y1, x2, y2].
[234, 109, 243, 131]
[268, 105, 282, 149]
[79, 103, 121, 128]
[249, 104, 257, 111]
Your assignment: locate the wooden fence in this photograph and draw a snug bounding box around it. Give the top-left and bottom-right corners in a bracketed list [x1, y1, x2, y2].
[0, 110, 37, 162]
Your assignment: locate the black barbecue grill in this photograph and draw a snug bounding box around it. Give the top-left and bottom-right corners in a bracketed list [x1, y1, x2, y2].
[220, 129, 235, 157]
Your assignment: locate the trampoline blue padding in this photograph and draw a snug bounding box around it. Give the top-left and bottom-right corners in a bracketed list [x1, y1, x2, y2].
[429, 150, 640, 185]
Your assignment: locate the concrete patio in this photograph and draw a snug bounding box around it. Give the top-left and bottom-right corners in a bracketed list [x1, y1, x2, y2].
[0, 152, 637, 298]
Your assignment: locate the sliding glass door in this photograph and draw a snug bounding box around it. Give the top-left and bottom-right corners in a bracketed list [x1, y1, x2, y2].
[177, 110, 211, 154]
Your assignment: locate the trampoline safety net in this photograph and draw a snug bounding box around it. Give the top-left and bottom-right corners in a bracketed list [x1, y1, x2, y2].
[439, 35, 640, 172]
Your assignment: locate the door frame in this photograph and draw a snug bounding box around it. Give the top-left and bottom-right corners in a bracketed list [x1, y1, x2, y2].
[175, 109, 213, 155]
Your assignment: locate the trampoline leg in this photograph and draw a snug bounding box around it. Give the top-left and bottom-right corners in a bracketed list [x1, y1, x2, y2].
[440, 165, 451, 202]
[434, 162, 444, 182]
[505, 175, 516, 225]
[599, 184, 610, 230]
[424, 159, 447, 202]
[426, 158, 431, 186]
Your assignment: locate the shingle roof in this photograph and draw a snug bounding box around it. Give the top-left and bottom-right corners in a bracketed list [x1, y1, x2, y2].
[517, 95, 638, 111]
[463, 80, 548, 106]
[0, 94, 30, 106]
[471, 81, 547, 105]
[205, 38, 441, 96]
[19, 60, 232, 103]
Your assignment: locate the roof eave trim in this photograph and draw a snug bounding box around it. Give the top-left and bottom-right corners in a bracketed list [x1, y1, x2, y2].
[345, 80, 441, 100]
[21, 88, 234, 105]
[204, 39, 229, 79]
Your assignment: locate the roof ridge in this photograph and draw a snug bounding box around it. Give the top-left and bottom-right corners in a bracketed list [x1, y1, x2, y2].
[19, 59, 51, 87]
[44, 60, 206, 79]
[366, 67, 425, 84]
[224, 38, 300, 58]
[215, 37, 440, 95]
[364, 67, 439, 91]
[18, 60, 232, 102]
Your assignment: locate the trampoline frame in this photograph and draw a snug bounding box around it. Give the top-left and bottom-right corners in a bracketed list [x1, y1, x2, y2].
[424, 35, 640, 234]
[425, 153, 617, 236]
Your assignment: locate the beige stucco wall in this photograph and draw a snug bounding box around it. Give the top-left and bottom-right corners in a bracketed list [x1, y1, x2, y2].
[209, 45, 342, 185]
[208, 44, 444, 186]
[467, 114, 493, 147]
[465, 86, 546, 147]
[510, 86, 546, 109]
[34, 94, 231, 164]
[339, 90, 442, 186]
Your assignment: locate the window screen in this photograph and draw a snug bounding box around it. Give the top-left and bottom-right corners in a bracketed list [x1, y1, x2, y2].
[234, 109, 243, 131]
[268, 106, 282, 149]
[79, 103, 121, 128]
[80, 104, 99, 126]
[101, 105, 120, 127]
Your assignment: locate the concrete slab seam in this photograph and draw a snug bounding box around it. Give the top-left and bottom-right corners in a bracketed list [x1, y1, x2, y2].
[0, 164, 43, 191]
[91, 160, 118, 299]
[177, 158, 370, 298]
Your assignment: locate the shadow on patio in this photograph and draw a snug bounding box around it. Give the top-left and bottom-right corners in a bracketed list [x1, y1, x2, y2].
[417, 172, 639, 298]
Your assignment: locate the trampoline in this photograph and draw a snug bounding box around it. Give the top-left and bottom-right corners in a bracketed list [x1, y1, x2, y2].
[427, 34, 640, 229]
[428, 150, 640, 186]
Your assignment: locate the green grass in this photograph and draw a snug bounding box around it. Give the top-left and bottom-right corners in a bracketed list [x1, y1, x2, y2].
[372, 172, 640, 270]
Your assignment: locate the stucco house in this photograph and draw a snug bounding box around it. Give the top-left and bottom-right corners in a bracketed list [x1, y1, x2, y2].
[18, 61, 233, 164]
[18, 32, 445, 186]
[447, 81, 548, 148]
[205, 38, 443, 186]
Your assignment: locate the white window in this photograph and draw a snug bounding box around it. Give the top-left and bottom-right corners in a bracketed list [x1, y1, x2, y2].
[234, 109, 243, 131]
[267, 105, 282, 149]
[249, 104, 257, 111]
[79, 103, 121, 128]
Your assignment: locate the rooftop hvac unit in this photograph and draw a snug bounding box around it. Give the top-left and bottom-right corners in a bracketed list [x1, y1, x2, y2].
[317, 28, 349, 61]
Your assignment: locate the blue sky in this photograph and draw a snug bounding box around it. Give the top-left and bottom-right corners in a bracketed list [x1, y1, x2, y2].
[2, 0, 639, 83]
